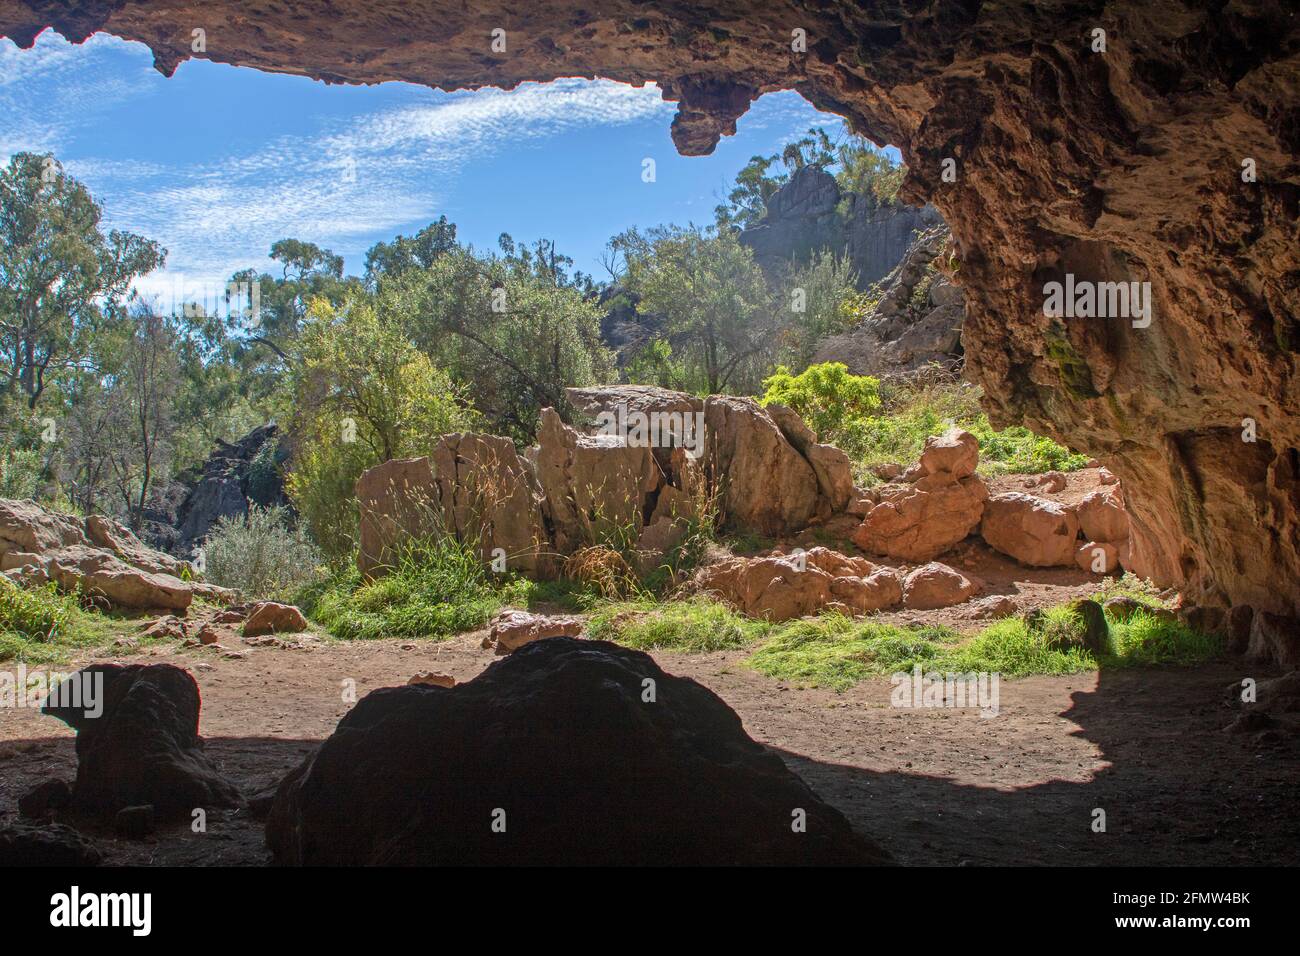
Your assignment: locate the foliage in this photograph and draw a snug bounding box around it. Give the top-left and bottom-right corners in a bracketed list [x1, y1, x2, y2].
[760, 362, 881, 439]
[613, 225, 775, 394]
[202, 505, 323, 601]
[285, 296, 480, 557]
[0, 577, 114, 665]
[0, 152, 165, 409]
[297, 536, 530, 641]
[387, 244, 611, 441]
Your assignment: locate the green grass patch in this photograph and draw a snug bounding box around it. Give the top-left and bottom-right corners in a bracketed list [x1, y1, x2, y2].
[296, 537, 536, 641]
[825, 377, 1089, 481]
[0, 578, 121, 665]
[744, 600, 1222, 692]
[585, 596, 771, 652]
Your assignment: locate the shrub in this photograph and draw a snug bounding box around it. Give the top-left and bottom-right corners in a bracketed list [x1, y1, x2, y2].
[0, 447, 42, 499]
[760, 362, 881, 439]
[203, 505, 323, 601]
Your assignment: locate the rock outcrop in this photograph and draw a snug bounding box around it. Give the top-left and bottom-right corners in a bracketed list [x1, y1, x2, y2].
[814, 224, 965, 376]
[0, 498, 234, 610]
[42, 663, 243, 815]
[852, 429, 988, 561]
[357, 388, 855, 579]
[738, 164, 939, 288]
[266, 638, 890, 865]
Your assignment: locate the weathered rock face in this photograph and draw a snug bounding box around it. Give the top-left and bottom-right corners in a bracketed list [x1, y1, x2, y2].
[12, 1, 1297, 614]
[814, 224, 965, 376]
[42, 663, 243, 815]
[0, 498, 232, 610]
[901, 562, 981, 611]
[266, 638, 890, 865]
[738, 164, 938, 288]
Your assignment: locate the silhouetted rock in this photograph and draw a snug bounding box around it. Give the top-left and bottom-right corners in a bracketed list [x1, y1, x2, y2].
[43, 663, 243, 815]
[0, 822, 102, 866]
[267, 638, 890, 865]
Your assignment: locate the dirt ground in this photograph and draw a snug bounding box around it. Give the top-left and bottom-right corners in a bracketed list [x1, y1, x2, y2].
[3, 628, 1296, 866]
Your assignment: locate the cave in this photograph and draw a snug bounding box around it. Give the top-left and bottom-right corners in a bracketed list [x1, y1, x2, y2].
[4, 0, 1295, 623]
[1, 0, 1299, 900]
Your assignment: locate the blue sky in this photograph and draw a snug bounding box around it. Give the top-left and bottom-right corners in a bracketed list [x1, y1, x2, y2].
[0, 30, 893, 307]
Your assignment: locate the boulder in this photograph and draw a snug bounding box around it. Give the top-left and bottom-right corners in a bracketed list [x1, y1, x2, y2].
[1075, 540, 1120, 574]
[408, 672, 457, 688]
[0, 498, 218, 611]
[42, 663, 243, 814]
[980, 492, 1081, 567]
[1077, 486, 1129, 544]
[486, 609, 583, 655]
[918, 428, 979, 479]
[535, 408, 662, 555]
[852, 472, 988, 561]
[695, 556, 823, 621]
[0, 822, 102, 867]
[47, 546, 192, 611]
[702, 396, 822, 535]
[901, 562, 981, 610]
[764, 402, 856, 513]
[355, 456, 438, 579]
[265, 638, 891, 865]
[242, 602, 309, 637]
[431, 432, 553, 578]
[633, 517, 687, 577]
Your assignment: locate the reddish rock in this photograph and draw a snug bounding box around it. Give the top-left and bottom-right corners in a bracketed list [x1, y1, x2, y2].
[242, 602, 309, 637]
[918, 428, 979, 479]
[980, 493, 1080, 567]
[902, 563, 981, 610]
[408, 672, 457, 688]
[1077, 487, 1129, 545]
[1075, 541, 1120, 574]
[852, 473, 988, 562]
[487, 609, 583, 655]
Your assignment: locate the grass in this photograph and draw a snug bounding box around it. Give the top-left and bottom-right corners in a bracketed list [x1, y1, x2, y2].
[585, 596, 771, 652]
[585, 591, 1224, 692]
[296, 536, 538, 641]
[0, 578, 123, 665]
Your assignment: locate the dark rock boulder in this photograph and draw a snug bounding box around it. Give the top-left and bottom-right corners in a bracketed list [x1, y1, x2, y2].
[43, 663, 243, 815]
[267, 638, 890, 865]
[0, 822, 102, 866]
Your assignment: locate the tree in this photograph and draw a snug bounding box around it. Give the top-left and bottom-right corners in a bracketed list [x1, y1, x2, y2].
[0, 153, 165, 408]
[386, 245, 611, 441]
[286, 296, 481, 555]
[616, 225, 777, 394]
[364, 216, 459, 285]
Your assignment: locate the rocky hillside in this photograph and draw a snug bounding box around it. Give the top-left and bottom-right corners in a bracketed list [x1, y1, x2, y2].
[813, 225, 966, 376]
[738, 164, 940, 289]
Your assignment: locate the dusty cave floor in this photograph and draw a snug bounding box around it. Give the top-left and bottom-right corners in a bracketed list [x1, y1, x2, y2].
[2, 630, 1297, 867]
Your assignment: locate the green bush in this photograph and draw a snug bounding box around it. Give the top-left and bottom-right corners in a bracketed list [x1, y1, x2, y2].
[760, 362, 881, 439]
[203, 505, 324, 601]
[0, 447, 42, 500]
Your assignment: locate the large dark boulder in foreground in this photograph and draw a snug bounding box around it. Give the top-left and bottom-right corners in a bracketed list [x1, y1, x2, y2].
[43, 663, 243, 815]
[267, 638, 889, 865]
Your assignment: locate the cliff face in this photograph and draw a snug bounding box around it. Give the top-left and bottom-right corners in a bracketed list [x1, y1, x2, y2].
[4, 0, 1298, 617]
[739, 164, 939, 287]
